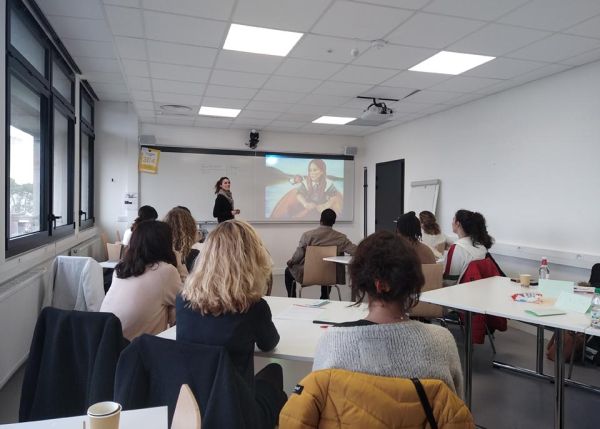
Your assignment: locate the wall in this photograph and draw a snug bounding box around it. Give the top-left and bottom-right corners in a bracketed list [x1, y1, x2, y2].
[364, 60, 600, 281]
[95, 101, 139, 242]
[139, 124, 365, 273]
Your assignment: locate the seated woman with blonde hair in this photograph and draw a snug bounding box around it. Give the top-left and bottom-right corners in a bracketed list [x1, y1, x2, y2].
[163, 206, 198, 279]
[176, 220, 286, 427]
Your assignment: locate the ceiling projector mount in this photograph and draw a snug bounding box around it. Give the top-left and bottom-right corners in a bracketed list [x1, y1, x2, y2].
[350, 91, 421, 126]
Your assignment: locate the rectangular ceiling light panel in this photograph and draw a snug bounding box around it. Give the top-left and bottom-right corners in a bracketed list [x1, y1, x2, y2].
[409, 51, 495, 75]
[313, 116, 356, 125]
[223, 24, 303, 57]
[198, 106, 241, 118]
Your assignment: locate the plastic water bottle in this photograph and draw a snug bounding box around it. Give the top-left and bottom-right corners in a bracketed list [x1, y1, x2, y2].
[538, 258, 550, 280]
[591, 288, 600, 329]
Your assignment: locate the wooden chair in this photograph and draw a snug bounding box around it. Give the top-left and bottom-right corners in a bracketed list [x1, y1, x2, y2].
[106, 243, 124, 262]
[410, 264, 444, 321]
[171, 384, 201, 429]
[296, 246, 342, 300]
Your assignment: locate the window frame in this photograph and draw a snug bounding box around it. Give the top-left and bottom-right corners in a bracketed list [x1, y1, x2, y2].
[79, 87, 95, 230]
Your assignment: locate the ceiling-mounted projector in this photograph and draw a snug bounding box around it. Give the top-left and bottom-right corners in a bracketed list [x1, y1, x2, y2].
[350, 98, 396, 126]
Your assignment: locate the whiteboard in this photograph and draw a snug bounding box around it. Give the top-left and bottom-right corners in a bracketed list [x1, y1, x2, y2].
[407, 179, 440, 215]
[140, 147, 355, 223]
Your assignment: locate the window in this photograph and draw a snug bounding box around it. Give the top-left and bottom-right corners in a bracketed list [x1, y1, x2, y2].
[79, 87, 95, 230]
[5, 0, 86, 256]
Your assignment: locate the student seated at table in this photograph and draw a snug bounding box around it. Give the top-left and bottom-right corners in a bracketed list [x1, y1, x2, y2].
[396, 211, 436, 264]
[101, 221, 182, 340]
[122, 205, 158, 246]
[444, 209, 493, 284]
[176, 220, 286, 427]
[419, 210, 450, 259]
[312, 231, 463, 396]
[163, 206, 199, 279]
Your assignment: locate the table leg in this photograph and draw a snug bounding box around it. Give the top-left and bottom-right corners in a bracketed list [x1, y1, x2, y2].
[464, 310, 472, 408]
[536, 325, 545, 374]
[554, 329, 564, 429]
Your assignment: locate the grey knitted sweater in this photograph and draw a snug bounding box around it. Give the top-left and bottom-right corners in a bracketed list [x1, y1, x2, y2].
[313, 320, 463, 397]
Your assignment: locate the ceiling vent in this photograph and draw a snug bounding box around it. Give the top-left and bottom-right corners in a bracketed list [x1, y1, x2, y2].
[159, 104, 193, 116]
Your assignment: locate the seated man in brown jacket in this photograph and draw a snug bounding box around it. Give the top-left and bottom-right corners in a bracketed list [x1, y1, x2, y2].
[285, 209, 357, 299]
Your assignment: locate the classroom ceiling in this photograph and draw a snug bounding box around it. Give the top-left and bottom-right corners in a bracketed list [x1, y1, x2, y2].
[39, 0, 600, 136]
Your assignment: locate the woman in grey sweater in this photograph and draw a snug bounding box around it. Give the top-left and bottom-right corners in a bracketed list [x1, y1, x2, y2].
[313, 231, 463, 396]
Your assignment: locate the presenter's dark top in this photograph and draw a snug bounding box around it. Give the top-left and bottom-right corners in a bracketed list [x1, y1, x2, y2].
[176, 295, 279, 386]
[213, 194, 234, 223]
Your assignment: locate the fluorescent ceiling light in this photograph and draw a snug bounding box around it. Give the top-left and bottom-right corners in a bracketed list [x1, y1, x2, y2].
[313, 116, 356, 125]
[409, 51, 495, 75]
[223, 23, 303, 57]
[198, 106, 241, 118]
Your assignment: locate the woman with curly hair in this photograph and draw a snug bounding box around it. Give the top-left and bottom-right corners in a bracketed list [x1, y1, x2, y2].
[312, 231, 463, 396]
[163, 206, 198, 277]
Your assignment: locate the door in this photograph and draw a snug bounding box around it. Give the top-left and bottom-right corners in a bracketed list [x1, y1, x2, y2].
[375, 159, 404, 232]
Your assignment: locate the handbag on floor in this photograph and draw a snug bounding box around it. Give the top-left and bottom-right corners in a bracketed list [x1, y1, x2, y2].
[546, 331, 585, 362]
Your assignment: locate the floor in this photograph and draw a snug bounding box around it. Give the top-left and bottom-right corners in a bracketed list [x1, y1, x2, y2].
[1, 274, 599, 428]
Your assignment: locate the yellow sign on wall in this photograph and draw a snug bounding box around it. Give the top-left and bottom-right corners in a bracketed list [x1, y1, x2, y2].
[139, 147, 160, 173]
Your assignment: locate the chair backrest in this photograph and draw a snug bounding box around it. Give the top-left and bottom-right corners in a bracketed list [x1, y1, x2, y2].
[411, 264, 444, 318]
[460, 257, 501, 284]
[106, 243, 123, 261]
[171, 384, 201, 429]
[303, 246, 337, 286]
[50, 256, 105, 311]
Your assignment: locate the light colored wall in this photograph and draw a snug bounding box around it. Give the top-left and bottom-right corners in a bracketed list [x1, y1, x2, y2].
[140, 124, 365, 272]
[364, 60, 600, 282]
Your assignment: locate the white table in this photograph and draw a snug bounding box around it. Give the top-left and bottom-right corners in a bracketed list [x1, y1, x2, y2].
[0, 406, 167, 428]
[420, 276, 591, 429]
[99, 260, 118, 269]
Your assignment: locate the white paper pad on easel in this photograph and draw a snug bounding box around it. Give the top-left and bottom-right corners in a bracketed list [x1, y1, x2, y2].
[275, 306, 324, 321]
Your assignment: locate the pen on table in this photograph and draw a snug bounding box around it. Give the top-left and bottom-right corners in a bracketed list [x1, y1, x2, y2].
[312, 320, 336, 325]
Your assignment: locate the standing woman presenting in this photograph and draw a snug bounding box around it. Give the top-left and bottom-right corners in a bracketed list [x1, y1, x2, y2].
[213, 177, 240, 223]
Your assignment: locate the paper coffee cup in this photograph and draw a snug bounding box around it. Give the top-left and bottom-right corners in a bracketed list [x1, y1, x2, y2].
[520, 274, 531, 287]
[88, 401, 121, 429]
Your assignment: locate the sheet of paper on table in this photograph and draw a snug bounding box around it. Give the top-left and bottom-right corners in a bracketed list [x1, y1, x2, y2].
[275, 306, 325, 321]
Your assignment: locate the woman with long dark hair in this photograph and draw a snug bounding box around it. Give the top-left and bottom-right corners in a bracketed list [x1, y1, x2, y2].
[122, 205, 158, 246]
[101, 220, 182, 340]
[396, 211, 436, 264]
[295, 159, 339, 214]
[444, 209, 494, 283]
[213, 177, 240, 223]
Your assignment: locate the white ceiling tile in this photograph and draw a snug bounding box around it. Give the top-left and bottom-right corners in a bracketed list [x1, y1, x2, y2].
[382, 70, 450, 89]
[136, 109, 157, 117]
[210, 70, 269, 89]
[156, 116, 196, 126]
[152, 79, 205, 95]
[96, 91, 131, 102]
[560, 47, 600, 66]
[104, 6, 144, 38]
[121, 59, 150, 76]
[245, 100, 293, 112]
[277, 112, 321, 121]
[143, 11, 227, 47]
[253, 90, 307, 103]
[233, 0, 332, 32]
[85, 72, 125, 84]
[204, 85, 258, 100]
[114, 37, 147, 60]
[387, 13, 486, 49]
[300, 123, 334, 134]
[77, 57, 121, 73]
[142, 0, 235, 20]
[385, 101, 431, 114]
[463, 58, 545, 79]
[201, 97, 249, 109]
[507, 34, 600, 63]
[508, 63, 572, 86]
[154, 92, 202, 106]
[215, 51, 283, 74]
[360, 86, 420, 100]
[39, 0, 105, 19]
[448, 24, 551, 57]
[312, 1, 413, 40]
[150, 63, 211, 83]
[237, 110, 282, 120]
[430, 75, 502, 92]
[299, 93, 351, 106]
[104, 0, 140, 7]
[147, 41, 218, 68]
[131, 89, 153, 100]
[285, 104, 332, 115]
[424, 0, 529, 21]
[313, 81, 373, 96]
[194, 117, 234, 128]
[358, 0, 430, 9]
[134, 101, 155, 110]
[290, 35, 371, 64]
[47, 16, 113, 42]
[499, 0, 600, 31]
[232, 117, 273, 127]
[403, 89, 462, 104]
[275, 58, 343, 80]
[326, 106, 362, 117]
[330, 65, 398, 85]
[325, 125, 368, 135]
[565, 15, 600, 39]
[263, 76, 322, 93]
[268, 120, 304, 129]
[62, 39, 117, 59]
[353, 45, 436, 70]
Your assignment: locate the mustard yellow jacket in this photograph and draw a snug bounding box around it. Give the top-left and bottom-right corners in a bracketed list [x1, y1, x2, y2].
[279, 369, 475, 429]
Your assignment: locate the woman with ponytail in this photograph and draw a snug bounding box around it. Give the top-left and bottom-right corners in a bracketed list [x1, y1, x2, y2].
[444, 209, 494, 283]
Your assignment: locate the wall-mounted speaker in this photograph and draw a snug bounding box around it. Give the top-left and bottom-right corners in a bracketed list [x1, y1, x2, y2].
[344, 146, 358, 156]
[139, 134, 157, 146]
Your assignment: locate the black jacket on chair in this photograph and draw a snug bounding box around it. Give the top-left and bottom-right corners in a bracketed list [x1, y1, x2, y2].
[19, 308, 128, 422]
[114, 335, 262, 428]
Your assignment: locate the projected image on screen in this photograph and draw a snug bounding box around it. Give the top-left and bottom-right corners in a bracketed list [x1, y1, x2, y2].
[265, 156, 344, 220]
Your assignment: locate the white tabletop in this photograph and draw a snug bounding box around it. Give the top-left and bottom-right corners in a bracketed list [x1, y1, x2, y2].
[158, 296, 367, 361]
[323, 255, 351, 265]
[99, 260, 118, 269]
[0, 406, 168, 428]
[420, 276, 592, 333]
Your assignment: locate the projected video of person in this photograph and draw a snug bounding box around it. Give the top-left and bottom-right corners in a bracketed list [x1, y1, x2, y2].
[266, 157, 344, 220]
